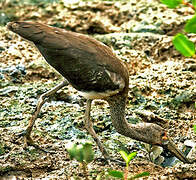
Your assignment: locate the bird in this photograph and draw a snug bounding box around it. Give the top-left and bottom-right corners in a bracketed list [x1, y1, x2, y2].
[7, 21, 190, 163]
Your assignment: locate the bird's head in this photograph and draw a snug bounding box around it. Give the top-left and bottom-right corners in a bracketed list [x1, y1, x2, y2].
[160, 132, 192, 164]
[7, 21, 44, 43]
[144, 123, 191, 163]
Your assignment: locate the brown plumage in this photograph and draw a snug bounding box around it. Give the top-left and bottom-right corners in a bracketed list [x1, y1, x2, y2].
[7, 21, 190, 163]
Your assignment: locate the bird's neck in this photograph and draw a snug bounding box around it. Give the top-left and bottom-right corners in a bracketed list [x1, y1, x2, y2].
[107, 95, 162, 145]
[107, 95, 130, 135]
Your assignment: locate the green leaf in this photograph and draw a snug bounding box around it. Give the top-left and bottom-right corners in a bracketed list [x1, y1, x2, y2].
[67, 143, 78, 160]
[194, 124, 196, 133]
[132, 172, 150, 179]
[192, 0, 196, 8]
[127, 152, 137, 164]
[66, 142, 94, 163]
[82, 142, 94, 163]
[160, 0, 182, 8]
[67, 143, 84, 162]
[74, 145, 84, 162]
[185, 15, 196, 33]
[120, 151, 137, 164]
[108, 170, 124, 178]
[173, 33, 195, 57]
[119, 150, 129, 163]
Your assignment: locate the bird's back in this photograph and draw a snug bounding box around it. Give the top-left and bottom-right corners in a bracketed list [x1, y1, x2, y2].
[7, 21, 129, 99]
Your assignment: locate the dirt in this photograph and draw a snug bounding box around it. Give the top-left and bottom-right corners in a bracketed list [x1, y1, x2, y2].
[0, 0, 196, 179]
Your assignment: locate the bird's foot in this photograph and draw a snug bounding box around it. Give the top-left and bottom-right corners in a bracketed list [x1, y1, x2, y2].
[11, 129, 28, 144]
[23, 134, 51, 153]
[11, 129, 50, 153]
[24, 133, 34, 147]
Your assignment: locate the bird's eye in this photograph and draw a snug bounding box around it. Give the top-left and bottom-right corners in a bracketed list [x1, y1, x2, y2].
[161, 132, 168, 141]
[11, 23, 20, 30]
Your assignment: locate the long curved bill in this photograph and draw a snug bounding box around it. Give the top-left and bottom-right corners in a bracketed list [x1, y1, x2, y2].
[163, 138, 191, 163]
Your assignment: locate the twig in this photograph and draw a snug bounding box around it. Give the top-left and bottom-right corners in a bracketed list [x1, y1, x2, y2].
[124, 166, 128, 180]
[182, 0, 196, 11]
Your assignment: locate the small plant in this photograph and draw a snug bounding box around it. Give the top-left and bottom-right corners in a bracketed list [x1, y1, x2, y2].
[108, 151, 149, 180]
[66, 141, 94, 180]
[161, 0, 196, 57]
[67, 142, 149, 179]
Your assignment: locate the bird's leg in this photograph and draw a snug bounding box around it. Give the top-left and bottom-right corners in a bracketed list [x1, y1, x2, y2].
[84, 99, 109, 159]
[24, 80, 69, 148]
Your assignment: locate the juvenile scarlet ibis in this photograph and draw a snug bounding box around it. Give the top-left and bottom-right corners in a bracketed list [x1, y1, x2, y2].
[7, 21, 190, 163]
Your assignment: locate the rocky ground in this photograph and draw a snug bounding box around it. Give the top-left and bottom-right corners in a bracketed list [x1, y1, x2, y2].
[0, 0, 196, 179]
